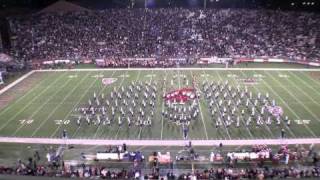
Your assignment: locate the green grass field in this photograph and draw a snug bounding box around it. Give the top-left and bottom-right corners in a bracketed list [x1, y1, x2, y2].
[1, 68, 320, 140]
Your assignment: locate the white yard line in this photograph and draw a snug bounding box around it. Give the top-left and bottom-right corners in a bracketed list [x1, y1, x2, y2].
[190, 70, 209, 140]
[177, 69, 184, 139]
[199, 70, 231, 139]
[160, 69, 168, 140]
[178, 68, 181, 89]
[111, 70, 140, 140]
[34, 68, 320, 72]
[0, 71, 49, 117]
[115, 71, 141, 138]
[280, 72, 320, 112]
[1, 68, 319, 141]
[137, 69, 153, 139]
[0, 71, 35, 96]
[30, 72, 89, 137]
[219, 71, 254, 138]
[2, 137, 320, 146]
[113, 70, 131, 140]
[89, 71, 117, 139]
[50, 72, 97, 138]
[288, 71, 320, 101]
[12, 75, 72, 136]
[12, 73, 72, 136]
[237, 71, 275, 137]
[0, 72, 67, 132]
[71, 71, 119, 138]
[131, 70, 144, 139]
[265, 71, 320, 123]
[249, 72, 298, 138]
[238, 70, 294, 138]
[299, 71, 320, 87]
[258, 71, 316, 137]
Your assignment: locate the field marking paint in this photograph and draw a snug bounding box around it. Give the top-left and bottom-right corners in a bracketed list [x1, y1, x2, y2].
[280, 72, 320, 115]
[0, 71, 35, 96]
[199, 70, 231, 139]
[238, 70, 294, 138]
[178, 68, 181, 89]
[258, 71, 316, 137]
[288, 71, 320, 103]
[100, 70, 133, 140]
[2, 137, 320, 146]
[160, 69, 168, 140]
[299, 71, 320, 88]
[112, 70, 138, 140]
[265, 71, 320, 123]
[240, 71, 296, 137]
[190, 70, 209, 140]
[88, 71, 117, 139]
[0, 72, 67, 133]
[71, 71, 119, 138]
[14, 73, 74, 136]
[1, 68, 319, 140]
[19, 119, 34, 125]
[0, 71, 52, 117]
[237, 71, 275, 137]
[221, 71, 255, 138]
[257, 71, 310, 137]
[112, 70, 131, 140]
[217, 71, 256, 137]
[34, 68, 320, 72]
[177, 69, 184, 139]
[137, 69, 152, 140]
[49, 72, 96, 138]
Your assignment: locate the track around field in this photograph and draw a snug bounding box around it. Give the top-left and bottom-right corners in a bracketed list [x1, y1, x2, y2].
[0, 137, 319, 146]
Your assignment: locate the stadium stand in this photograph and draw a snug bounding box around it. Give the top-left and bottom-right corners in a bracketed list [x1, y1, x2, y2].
[8, 8, 320, 66]
[0, 144, 320, 179]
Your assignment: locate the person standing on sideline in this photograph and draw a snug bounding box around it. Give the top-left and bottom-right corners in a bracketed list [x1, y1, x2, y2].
[281, 128, 285, 138]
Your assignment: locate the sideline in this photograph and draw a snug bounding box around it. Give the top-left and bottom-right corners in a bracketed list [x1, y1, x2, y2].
[0, 137, 319, 146]
[35, 68, 320, 72]
[0, 70, 35, 96]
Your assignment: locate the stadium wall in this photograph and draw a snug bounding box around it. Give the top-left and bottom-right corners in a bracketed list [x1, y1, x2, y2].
[40, 58, 320, 67]
[234, 58, 320, 67]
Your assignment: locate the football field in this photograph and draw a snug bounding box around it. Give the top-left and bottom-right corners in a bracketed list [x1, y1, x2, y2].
[1, 68, 320, 141]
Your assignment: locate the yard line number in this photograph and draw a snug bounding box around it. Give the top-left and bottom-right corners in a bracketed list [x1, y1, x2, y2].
[278, 74, 290, 78]
[54, 119, 70, 125]
[294, 119, 310, 125]
[19, 119, 34, 125]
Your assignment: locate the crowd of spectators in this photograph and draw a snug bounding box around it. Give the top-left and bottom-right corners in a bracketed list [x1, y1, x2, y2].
[178, 166, 320, 179]
[8, 8, 320, 64]
[1, 143, 320, 179]
[2, 163, 320, 179]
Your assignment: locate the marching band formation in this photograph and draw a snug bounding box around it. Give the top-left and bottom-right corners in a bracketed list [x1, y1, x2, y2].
[73, 74, 289, 139]
[75, 81, 158, 128]
[202, 80, 290, 129]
